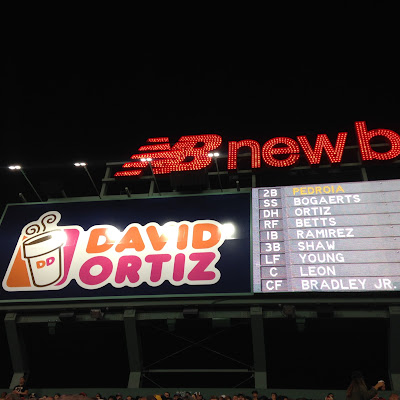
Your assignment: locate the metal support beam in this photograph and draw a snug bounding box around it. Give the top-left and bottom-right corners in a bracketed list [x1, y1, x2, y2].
[250, 306, 267, 389]
[147, 368, 250, 373]
[124, 309, 142, 388]
[389, 307, 400, 391]
[100, 166, 112, 197]
[149, 180, 154, 197]
[4, 313, 29, 389]
[360, 167, 368, 181]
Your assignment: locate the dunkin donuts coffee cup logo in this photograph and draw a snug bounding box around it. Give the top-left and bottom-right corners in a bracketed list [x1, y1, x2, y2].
[22, 225, 66, 287]
[3, 211, 227, 292]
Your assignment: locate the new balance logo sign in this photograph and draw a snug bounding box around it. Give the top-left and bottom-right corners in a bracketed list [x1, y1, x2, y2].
[114, 122, 400, 177]
[115, 135, 222, 177]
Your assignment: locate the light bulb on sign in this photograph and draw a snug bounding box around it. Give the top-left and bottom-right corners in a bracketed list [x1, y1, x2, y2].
[105, 227, 120, 243]
[221, 223, 236, 239]
[52, 230, 68, 245]
[162, 223, 178, 243]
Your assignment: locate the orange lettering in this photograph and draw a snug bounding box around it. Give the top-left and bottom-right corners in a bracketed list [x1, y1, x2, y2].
[86, 228, 115, 253]
[192, 223, 221, 249]
[177, 224, 189, 250]
[146, 225, 168, 251]
[115, 226, 145, 252]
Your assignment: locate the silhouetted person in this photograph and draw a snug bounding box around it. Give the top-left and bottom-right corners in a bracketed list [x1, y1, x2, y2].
[13, 377, 28, 398]
[346, 370, 386, 400]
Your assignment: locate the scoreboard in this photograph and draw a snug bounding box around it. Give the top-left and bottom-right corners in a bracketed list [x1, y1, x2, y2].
[252, 179, 400, 293]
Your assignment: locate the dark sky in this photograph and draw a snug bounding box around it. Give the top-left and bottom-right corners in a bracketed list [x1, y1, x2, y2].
[2, 31, 400, 211]
[1, 4, 398, 197]
[2, 27, 399, 204]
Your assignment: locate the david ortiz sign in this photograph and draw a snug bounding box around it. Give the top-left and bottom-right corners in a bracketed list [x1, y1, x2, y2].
[0, 193, 251, 302]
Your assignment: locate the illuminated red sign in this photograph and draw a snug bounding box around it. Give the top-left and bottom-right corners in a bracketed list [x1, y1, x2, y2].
[114, 121, 400, 177]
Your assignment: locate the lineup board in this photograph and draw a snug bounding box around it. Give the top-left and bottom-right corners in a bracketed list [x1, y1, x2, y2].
[252, 180, 400, 292]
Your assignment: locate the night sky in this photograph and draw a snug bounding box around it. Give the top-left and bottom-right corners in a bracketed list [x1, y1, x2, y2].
[1, 18, 399, 391]
[2, 28, 400, 210]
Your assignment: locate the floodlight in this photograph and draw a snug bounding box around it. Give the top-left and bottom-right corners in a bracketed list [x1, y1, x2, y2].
[8, 165, 42, 201]
[74, 162, 101, 198]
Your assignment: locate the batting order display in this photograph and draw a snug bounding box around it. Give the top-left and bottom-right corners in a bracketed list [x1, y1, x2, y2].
[252, 179, 400, 292]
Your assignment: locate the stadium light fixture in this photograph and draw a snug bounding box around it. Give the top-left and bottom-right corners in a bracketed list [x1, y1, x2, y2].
[74, 162, 101, 198]
[8, 165, 43, 202]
